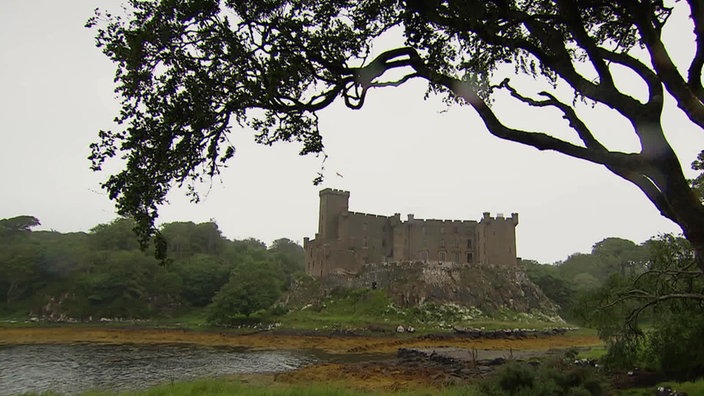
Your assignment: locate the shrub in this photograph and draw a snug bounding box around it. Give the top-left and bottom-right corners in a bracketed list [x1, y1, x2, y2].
[480, 356, 606, 396]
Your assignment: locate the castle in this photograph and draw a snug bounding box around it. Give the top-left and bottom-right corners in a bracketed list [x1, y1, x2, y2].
[304, 189, 519, 278]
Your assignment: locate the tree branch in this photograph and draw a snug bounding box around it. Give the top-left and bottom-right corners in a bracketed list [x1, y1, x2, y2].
[498, 79, 608, 151]
[623, 292, 704, 325]
[606, 168, 676, 222]
[687, 0, 704, 102]
[556, 0, 615, 88]
[598, 49, 662, 108]
[632, 2, 704, 130]
[408, 51, 637, 170]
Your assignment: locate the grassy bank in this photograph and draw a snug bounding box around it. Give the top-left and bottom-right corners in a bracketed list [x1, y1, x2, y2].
[613, 381, 704, 395]
[26, 370, 704, 396]
[26, 377, 480, 396]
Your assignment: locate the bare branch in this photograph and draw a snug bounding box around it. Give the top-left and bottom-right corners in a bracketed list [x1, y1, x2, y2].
[409, 52, 637, 170]
[606, 169, 675, 222]
[598, 49, 662, 108]
[498, 79, 607, 151]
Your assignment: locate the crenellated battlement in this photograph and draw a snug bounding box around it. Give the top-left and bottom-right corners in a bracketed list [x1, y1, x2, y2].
[346, 211, 390, 219]
[406, 217, 479, 225]
[319, 188, 350, 196]
[481, 212, 519, 224]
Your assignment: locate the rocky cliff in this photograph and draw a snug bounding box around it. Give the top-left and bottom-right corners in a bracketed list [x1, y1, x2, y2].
[320, 261, 559, 317]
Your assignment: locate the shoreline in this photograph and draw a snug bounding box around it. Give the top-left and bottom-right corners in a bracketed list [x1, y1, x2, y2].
[0, 326, 601, 354]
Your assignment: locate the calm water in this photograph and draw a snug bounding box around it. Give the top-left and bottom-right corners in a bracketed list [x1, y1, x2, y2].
[0, 343, 315, 395]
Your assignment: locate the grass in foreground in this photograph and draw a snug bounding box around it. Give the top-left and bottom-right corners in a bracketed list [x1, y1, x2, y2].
[69, 377, 481, 396]
[613, 379, 704, 395]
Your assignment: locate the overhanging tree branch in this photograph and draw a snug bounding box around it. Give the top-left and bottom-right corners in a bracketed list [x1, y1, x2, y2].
[497, 78, 608, 151]
[687, 0, 704, 102]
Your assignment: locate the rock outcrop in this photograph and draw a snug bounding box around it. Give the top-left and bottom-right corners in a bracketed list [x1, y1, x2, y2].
[320, 261, 559, 317]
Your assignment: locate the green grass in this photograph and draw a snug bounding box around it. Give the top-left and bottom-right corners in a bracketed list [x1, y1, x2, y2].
[66, 378, 481, 396]
[276, 288, 566, 333]
[613, 379, 704, 395]
[22, 373, 704, 396]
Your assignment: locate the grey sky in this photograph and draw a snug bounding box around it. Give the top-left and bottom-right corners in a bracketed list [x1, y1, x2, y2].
[1, 1, 701, 263]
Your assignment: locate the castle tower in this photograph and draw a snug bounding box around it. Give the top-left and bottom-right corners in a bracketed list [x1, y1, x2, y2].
[476, 212, 519, 267]
[318, 188, 350, 239]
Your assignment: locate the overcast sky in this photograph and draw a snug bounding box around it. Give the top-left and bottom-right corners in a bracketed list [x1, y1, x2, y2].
[1, 1, 702, 263]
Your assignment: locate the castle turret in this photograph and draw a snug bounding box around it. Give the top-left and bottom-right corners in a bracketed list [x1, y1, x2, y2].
[318, 188, 350, 240]
[477, 212, 519, 267]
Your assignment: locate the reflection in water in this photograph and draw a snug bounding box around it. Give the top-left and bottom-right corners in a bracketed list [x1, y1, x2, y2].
[0, 343, 313, 396]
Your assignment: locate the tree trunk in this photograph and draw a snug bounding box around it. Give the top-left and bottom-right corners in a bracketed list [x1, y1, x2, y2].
[660, 166, 704, 273]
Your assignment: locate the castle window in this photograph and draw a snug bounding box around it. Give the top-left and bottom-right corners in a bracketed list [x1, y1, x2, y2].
[467, 252, 474, 264]
[439, 251, 446, 261]
[440, 239, 445, 248]
[440, 227, 445, 234]
[453, 252, 460, 262]
[363, 222, 368, 231]
[363, 237, 368, 248]
[466, 239, 472, 248]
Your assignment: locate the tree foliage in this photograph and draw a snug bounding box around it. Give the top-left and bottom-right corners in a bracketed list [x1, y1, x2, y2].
[524, 237, 649, 319]
[480, 356, 606, 396]
[87, 1, 704, 267]
[580, 234, 704, 380]
[0, 215, 40, 236]
[0, 215, 304, 321]
[207, 263, 283, 323]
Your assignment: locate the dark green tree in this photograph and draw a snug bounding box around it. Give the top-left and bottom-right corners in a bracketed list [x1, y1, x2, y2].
[556, 238, 648, 287]
[0, 216, 40, 236]
[0, 242, 43, 305]
[269, 238, 305, 288]
[90, 218, 141, 251]
[580, 234, 704, 379]
[223, 238, 269, 265]
[0, 216, 44, 307]
[88, 1, 704, 269]
[72, 250, 156, 318]
[523, 259, 577, 316]
[207, 264, 282, 323]
[172, 253, 229, 307]
[161, 221, 227, 258]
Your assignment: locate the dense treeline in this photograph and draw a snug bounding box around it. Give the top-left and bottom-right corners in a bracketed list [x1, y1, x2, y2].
[523, 237, 649, 320]
[0, 216, 304, 324]
[526, 235, 704, 381]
